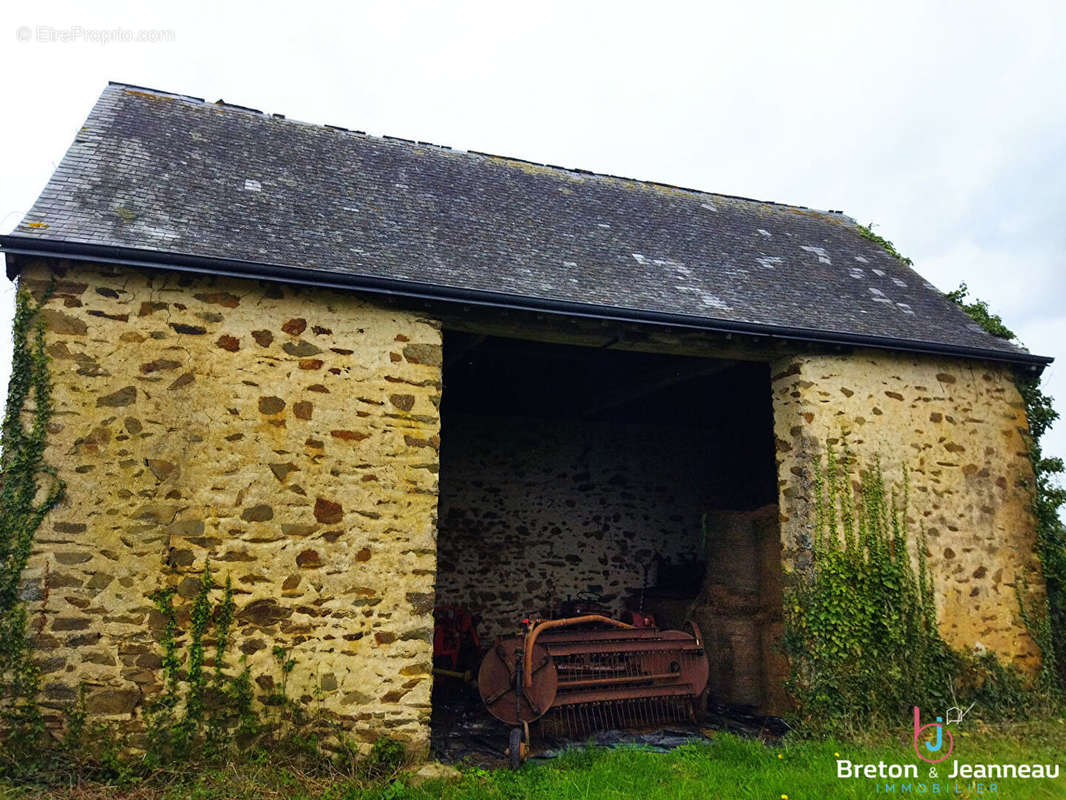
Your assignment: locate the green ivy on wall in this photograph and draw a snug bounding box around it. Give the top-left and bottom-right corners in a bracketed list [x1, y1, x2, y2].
[0, 286, 65, 766]
[145, 564, 259, 765]
[784, 444, 1045, 733]
[785, 445, 957, 730]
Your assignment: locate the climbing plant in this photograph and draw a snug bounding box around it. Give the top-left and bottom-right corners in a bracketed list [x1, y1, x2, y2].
[946, 283, 1066, 690]
[0, 286, 65, 769]
[784, 445, 957, 730]
[784, 444, 1042, 733]
[144, 564, 259, 766]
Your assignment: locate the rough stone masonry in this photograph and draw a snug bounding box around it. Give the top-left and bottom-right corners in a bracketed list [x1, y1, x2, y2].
[12, 255, 1048, 751]
[18, 259, 442, 753]
[772, 351, 1044, 671]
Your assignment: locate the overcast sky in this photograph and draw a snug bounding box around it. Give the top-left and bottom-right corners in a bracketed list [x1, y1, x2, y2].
[1, 1, 1064, 497]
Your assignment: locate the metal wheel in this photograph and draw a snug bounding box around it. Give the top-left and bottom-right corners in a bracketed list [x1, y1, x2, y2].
[478, 637, 557, 724]
[509, 726, 524, 770]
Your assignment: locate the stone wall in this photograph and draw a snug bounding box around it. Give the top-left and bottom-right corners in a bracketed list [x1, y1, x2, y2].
[436, 414, 711, 640]
[771, 351, 1043, 672]
[17, 259, 442, 752]
[15, 254, 1045, 745]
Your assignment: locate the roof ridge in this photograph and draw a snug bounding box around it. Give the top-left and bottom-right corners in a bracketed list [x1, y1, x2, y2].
[103, 80, 847, 219]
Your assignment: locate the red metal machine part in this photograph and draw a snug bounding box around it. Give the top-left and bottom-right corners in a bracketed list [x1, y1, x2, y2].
[433, 605, 481, 681]
[478, 615, 709, 763]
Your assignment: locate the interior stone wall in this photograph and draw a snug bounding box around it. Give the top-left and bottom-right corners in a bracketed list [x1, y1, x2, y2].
[771, 350, 1044, 673]
[436, 414, 711, 640]
[17, 258, 442, 753]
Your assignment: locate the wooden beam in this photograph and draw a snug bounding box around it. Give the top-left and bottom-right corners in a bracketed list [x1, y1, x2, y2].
[441, 310, 798, 363]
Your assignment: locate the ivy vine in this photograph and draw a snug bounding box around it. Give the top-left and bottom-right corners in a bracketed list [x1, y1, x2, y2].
[0, 286, 65, 768]
[145, 563, 259, 766]
[784, 445, 1042, 733]
[785, 445, 956, 729]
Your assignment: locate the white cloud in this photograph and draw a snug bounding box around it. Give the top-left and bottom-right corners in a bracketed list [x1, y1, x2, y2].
[0, 0, 1063, 506]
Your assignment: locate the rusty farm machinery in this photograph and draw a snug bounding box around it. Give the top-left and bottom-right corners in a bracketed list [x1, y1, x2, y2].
[477, 615, 709, 767]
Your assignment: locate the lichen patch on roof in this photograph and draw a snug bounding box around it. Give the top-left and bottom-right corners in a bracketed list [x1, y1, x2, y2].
[2, 82, 1042, 364]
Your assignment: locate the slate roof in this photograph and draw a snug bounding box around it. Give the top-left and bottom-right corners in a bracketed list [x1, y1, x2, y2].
[1, 82, 1047, 366]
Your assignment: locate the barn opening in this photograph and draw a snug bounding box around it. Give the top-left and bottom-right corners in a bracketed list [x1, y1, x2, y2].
[432, 330, 786, 743]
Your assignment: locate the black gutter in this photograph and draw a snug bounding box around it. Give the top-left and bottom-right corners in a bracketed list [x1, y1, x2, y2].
[0, 235, 1052, 370]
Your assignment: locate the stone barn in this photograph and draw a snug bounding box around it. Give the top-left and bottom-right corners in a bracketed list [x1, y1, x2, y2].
[0, 82, 1050, 753]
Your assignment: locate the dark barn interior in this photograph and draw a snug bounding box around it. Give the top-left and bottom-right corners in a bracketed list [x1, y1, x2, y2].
[432, 331, 787, 753]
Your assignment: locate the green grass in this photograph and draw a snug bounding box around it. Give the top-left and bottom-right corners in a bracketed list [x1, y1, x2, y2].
[4, 721, 1066, 799]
